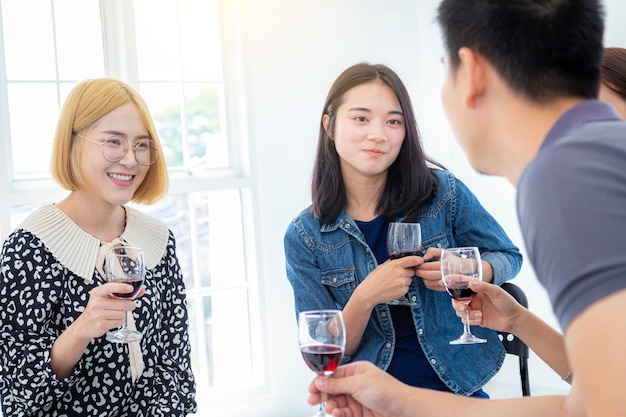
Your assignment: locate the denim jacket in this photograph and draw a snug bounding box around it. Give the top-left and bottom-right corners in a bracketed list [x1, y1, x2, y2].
[284, 169, 523, 395]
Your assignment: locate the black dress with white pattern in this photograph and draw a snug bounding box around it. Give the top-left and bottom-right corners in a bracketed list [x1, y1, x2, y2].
[0, 230, 197, 416]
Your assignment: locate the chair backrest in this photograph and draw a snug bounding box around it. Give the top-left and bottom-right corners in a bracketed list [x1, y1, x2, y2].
[498, 282, 531, 396]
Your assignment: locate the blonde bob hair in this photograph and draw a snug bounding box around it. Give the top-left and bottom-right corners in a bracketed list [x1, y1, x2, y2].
[51, 78, 168, 205]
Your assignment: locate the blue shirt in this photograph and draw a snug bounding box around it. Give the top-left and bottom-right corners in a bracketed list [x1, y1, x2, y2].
[285, 169, 523, 395]
[517, 100, 626, 330]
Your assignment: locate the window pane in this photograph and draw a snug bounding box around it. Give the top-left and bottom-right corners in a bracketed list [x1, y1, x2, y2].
[143, 192, 194, 288]
[133, 0, 181, 80]
[140, 82, 229, 170]
[143, 189, 248, 290]
[178, 0, 223, 80]
[211, 288, 254, 387]
[54, 0, 104, 79]
[184, 83, 229, 169]
[2, 0, 56, 79]
[189, 290, 255, 393]
[8, 83, 59, 177]
[203, 189, 248, 289]
[133, 0, 222, 81]
[139, 83, 184, 168]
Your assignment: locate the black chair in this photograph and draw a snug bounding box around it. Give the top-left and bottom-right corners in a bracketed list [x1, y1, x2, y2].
[498, 282, 531, 396]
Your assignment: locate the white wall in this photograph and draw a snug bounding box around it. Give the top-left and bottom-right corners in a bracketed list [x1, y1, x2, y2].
[234, 0, 626, 415]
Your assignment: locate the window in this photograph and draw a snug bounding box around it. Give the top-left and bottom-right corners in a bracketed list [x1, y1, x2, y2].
[0, 0, 263, 410]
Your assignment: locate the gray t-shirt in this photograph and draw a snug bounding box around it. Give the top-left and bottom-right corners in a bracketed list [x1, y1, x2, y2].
[517, 100, 626, 331]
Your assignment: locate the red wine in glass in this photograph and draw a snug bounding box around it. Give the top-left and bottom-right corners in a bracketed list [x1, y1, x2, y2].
[298, 310, 346, 417]
[386, 222, 421, 306]
[444, 280, 476, 302]
[441, 247, 486, 345]
[300, 344, 343, 376]
[389, 250, 421, 259]
[105, 244, 145, 344]
[111, 277, 144, 298]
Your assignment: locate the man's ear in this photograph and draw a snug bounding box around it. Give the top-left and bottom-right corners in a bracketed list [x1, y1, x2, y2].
[458, 47, 487, 109]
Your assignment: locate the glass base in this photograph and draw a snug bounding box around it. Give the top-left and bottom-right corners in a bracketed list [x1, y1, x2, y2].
[387, 296, 417, 306]
[449, 332, 487, 345]
[106, 328, 143, 343]
[313, 403, 331, 417]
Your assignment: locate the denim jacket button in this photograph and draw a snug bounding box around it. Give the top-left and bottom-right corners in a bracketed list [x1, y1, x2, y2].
[411, 295, 417, 301]
[385, 342, 392, 348]
[381, 312, 387, 318]
[332, 277, 337, 283]
[418, 328, 423, 335]
[437, 243, 442, 248]
[430, 358, 437, 365]
[345, 223, 351, 228]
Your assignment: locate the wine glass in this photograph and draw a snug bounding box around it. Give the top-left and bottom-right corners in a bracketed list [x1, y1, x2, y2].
[105, 244, 145, 343]
[440, 246, 486, 345]
[298, 310, 346, 417]
[386, 222, 421, 306]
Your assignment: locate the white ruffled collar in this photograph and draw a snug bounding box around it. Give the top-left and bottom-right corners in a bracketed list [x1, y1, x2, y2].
[18, 204, 169, 283]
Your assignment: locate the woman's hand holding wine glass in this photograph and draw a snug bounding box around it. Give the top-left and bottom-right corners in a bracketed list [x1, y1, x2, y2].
[299, 310, 346, 417]
[386, 222, 421, 306]
[441, 246, 487, 345]
[105, 243, 145, 343]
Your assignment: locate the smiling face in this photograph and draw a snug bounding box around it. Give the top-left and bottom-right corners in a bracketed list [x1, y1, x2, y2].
[79, 102, 151, 208]
[324, 81, 406, 182]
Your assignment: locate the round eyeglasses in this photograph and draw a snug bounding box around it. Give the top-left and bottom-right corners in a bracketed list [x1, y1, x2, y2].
[78, 134, 158, 166]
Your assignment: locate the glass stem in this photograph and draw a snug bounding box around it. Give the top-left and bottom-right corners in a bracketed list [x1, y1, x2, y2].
[317, 397, 327, 417]
[121, 311, 129, 331]
[316, 376, 329, 416]
[463, 306, 472, 335]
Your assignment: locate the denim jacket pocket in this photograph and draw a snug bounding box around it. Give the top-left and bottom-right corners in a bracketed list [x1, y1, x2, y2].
[421, 234, 448, 252]
[321, 268, 356, 288]
[321, 268, 357, 306]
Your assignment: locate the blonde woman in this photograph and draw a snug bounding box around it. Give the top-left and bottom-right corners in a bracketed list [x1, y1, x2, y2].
[0, 78, 196, 416]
